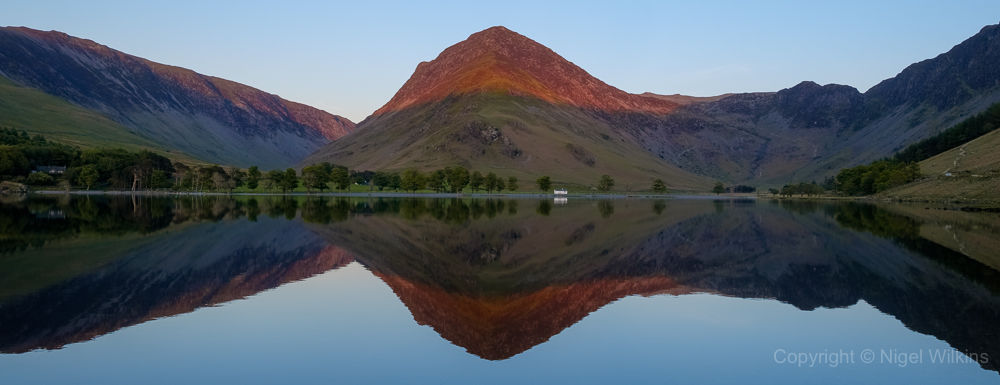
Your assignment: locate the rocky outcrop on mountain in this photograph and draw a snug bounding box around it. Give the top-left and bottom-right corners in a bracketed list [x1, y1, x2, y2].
[0, 27, 354, 168]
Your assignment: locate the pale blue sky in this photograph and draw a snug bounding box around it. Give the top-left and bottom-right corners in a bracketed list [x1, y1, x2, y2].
[3, 1, 999, 122]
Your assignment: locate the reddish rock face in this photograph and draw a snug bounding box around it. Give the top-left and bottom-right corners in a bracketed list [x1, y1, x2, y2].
[374, 26, 678, 116]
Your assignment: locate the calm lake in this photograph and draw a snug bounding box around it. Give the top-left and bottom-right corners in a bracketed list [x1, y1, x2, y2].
[1, 195, 998, 384]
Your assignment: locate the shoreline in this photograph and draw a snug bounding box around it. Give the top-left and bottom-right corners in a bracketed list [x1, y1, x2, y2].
[28, 189, 761, 200]
[15, 189, 1000, 210]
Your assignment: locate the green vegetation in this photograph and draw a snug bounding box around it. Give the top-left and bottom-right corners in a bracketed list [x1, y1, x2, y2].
[302, 164, 333, 193]
[536, 176, 552, 191]
[731, 185, 756, 193]
[400, 169, 425, 192]
[1, 127, 175, 190]
[779, 182, 825, 197]
[704, 182, 756, 195]
[882, 124, 1000, 202]
[896, 102, 1000, 163]
[444, 167, 470, 193]
[834, 160, 920, 196]
[651, 179, 667, 193]
[246, 166, 261, 189]
[0, 76, 200, 164]
[597, 175, 614, 192]
[712, 182, 725, 195]
[484, 172, 504, 193]
[2, 128, 681, 195]
[826, 103, 1000, 197]
[469, 171, 485, 192]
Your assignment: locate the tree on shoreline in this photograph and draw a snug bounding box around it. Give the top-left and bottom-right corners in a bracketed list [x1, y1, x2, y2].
[445, 166, 469, 193]
[302, 164, 331, 193]
[712, 182, 725, 195]
[263, 170, 282, 191]
[78, 165, 99, 190]
[427, 170, 446, 192]
[469, 171, 484, 192]
[536, 176, 551, 192]
[484, 172, 499, 193]
[400, 169, 425, 192]
[279, 168, 299, 193]
[492, 173, 505, 192]
[330, 165, 350, 191]
[597, 175, 615, 192]
[651, 178, 667, 193]
[246, 166, 261, 189]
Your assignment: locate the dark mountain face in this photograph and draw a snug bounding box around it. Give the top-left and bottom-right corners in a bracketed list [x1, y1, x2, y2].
[626, 83, 868, 183]
[775, 81, 866, 129]
[0, 27, 354, 168]
[865, 24, 1000, 112]
[631, 23, 1000, 184]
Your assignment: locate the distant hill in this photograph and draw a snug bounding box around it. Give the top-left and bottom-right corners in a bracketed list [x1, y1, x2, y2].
[0, 27, 354, 168]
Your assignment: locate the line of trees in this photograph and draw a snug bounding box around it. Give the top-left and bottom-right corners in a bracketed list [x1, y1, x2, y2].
[382, 167, 520, 193]
[832, 102, 999, 196]
[895, 102, 1000, 163]
[778, 182, 825, 197]
[834, 160, 920, 196]
[1, 127, 176, 190]
[4, 128, 680, 194]
[711, 182, 758, 195]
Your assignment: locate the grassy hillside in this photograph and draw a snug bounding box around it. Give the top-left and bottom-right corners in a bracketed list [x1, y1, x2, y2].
[0, 75, 201, 164]
[881, 128, 1000, 202]
[305, 93, 713, 192]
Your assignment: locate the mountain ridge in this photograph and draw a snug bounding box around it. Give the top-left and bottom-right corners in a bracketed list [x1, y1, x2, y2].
[627, 22, 1000, 184]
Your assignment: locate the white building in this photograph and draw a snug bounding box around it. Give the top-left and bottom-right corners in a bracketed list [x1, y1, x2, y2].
[554, 189, 568, 195]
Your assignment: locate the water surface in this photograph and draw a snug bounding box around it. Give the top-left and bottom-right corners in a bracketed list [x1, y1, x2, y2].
[0, 195, 998, 384]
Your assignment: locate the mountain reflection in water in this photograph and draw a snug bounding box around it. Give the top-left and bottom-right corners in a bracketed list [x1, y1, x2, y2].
[0, 195, 998, 375]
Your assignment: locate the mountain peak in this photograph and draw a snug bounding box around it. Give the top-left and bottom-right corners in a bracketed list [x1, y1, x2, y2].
[469, 25, 517, 37]
[372, 26, 677, 116]
[461, 25, 537, 49]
